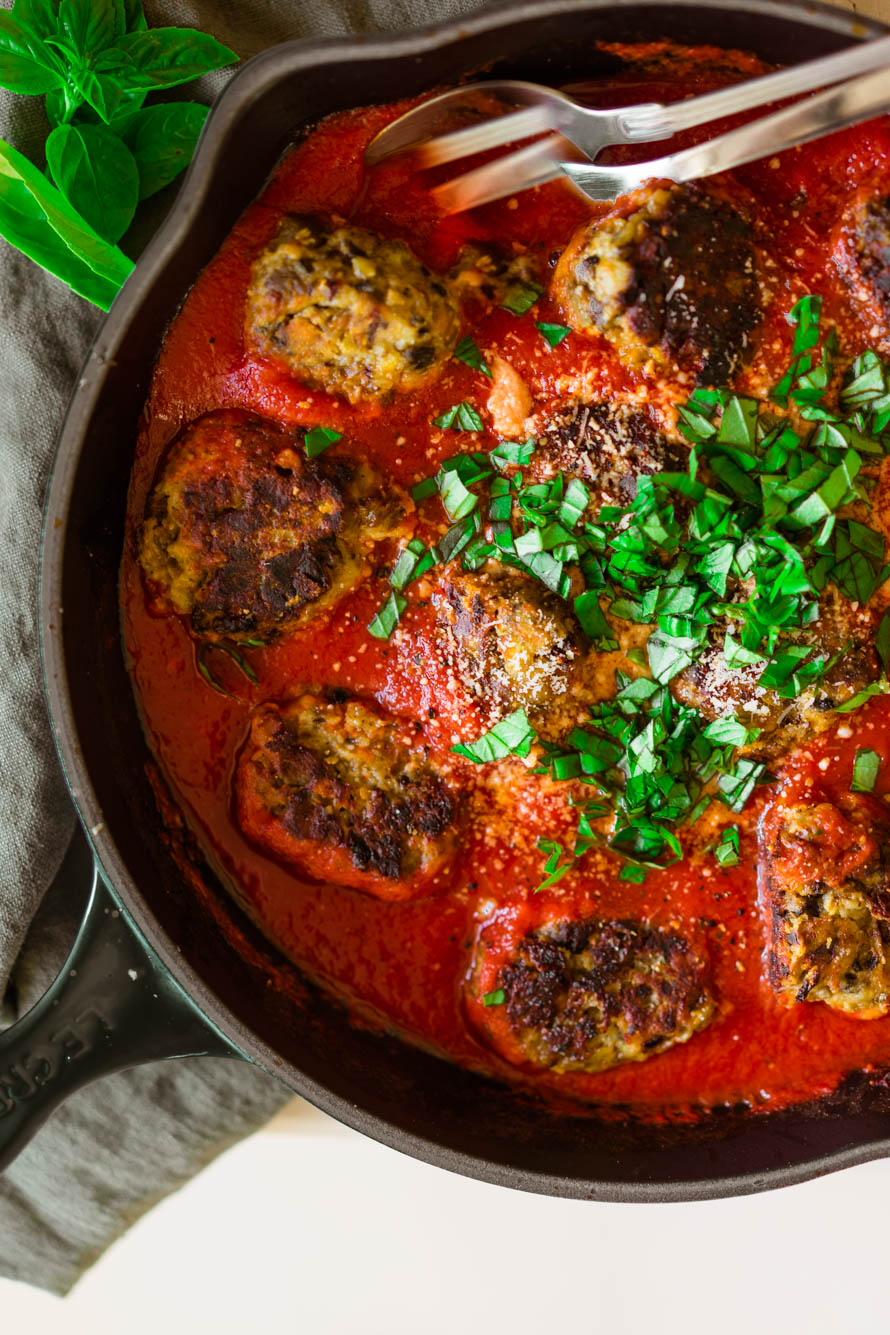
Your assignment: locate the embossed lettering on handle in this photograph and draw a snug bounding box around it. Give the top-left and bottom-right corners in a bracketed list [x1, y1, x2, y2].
[0, 826, 242, 1173]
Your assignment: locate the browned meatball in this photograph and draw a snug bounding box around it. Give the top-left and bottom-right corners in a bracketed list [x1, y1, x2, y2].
[856, 196, 890, 314]
[672, 587, 881, 761]
[432, 564, 588, 737]
[245, 216, 461, 403]
[139, 409, 405, 643]
[760, 783, 890, 1017]
[553, 184, 760, 384]
[236, 694, 458, 900]
[469, 913, 715, 1074]
[529, 399, 688, 510]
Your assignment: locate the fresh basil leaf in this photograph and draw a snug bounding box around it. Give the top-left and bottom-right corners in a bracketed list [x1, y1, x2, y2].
[57, 58, 132, 123]
[453, 334, 490, 377]
[713, 824, 740, 867]
[110, 27, 238, 91]
[482, 989, 505, 1007]
[389, 538, 426, 591]
[436, 513, 479, 564]
[46, 122, 139, 243]
[703, 717, 755, 747]
[437, 467, 477, 520]
[723, 634, 764, 669]
[519, 548, 564, 593]
[11, 0, 59, 34]
[0, 155, 122, 306]
[500, 280, 542, 316]
[56, 0, 123, 58]
[877, 610, 890, 673]
[367, 591, 407, 641]
[491, 438, 535, 470]
[851, 747, 881, 793]
[123, 0, 147, 32]
[834, 676, 889, 714]
[440, 451, 492, 485]
[0, 11, 65, 95]
[535, 321, 570, 347]
[717, 758, 766, 812]
[453, 708, 536, 763]
[304, 425, 341, 458]
[0, 137, 132, 298]
[574, 591, 618, 650]
[433, 401, 484, 432]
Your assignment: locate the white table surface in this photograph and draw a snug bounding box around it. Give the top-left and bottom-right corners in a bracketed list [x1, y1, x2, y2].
[2, 1093, 890, 1333]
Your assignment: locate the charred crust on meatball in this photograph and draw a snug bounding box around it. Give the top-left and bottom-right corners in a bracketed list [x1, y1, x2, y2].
[244, 215, 461, 402]
[531, 399, 688, 507]
[857, 196, 890, 311]
[138, 409, 404, 643]
[553, 184, 760, 384]
[478, 917, 714, 1073]
[236, 694, 457, 895]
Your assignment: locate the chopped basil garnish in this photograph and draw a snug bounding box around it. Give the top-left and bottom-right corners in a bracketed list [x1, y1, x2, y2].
[453, 708, 536, 763]
[304, 425, 341, 458]
[363, 289, 890, 880]
[573, 591, 618, 650]
[411, 476, 438, 503]
[713, 824, 740, 867]
[433, 401, 484, 432]
[491, 438, 536, 470]
[878, 610, 890, 672]
[454, 335, 491, 377]
[500, 280, 543, 316]
[389, 538, 426, 591]
[437, 467, 478, 521]
[437, 513, 481, 564]
[367, 591, 407, 641]
[834, 676, 889, 713]
[482, 988, 506, 1007]
[535, 321, 570, 347]
[851, 747, 881, 793]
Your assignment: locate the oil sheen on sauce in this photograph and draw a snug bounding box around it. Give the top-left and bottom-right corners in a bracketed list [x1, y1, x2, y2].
[121, 42, 890, 1118]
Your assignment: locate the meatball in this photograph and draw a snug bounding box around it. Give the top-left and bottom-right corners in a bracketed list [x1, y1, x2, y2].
[245, 216, 461, 403]
[432, 564, 588, 737]
[469, 913, 715, 1074]
[672, 587, 882, 760]
[139, 409, 405, 643]
[553, 184, 759, 384]
[834, 191, 890, 342]
[529, 399, 688, 510]
[236, 694, 458, 899]
[856, 196, 890, 313]
[759, 784, 890, 1017]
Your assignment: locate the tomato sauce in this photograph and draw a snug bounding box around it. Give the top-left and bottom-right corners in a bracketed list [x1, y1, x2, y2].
[121, 41, 890, 1118]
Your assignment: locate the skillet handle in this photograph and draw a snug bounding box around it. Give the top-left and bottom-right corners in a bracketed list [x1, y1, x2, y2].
[0, 826, 243, 1174]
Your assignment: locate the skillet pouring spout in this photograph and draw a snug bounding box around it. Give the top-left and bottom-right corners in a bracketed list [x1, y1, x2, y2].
[0, 826, 244, 1174]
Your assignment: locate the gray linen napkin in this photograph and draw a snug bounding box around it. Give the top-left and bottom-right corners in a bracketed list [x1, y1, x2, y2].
[0, 0, 484, 1294]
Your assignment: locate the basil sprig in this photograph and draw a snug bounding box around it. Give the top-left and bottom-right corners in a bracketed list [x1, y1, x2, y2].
[0, 0, 237, 307]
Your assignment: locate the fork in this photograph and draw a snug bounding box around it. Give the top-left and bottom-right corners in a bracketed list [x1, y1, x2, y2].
[365, 37, 890, 212]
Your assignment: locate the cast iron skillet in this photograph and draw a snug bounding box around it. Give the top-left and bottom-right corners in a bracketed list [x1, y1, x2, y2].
[4, 0, 890, 1197]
